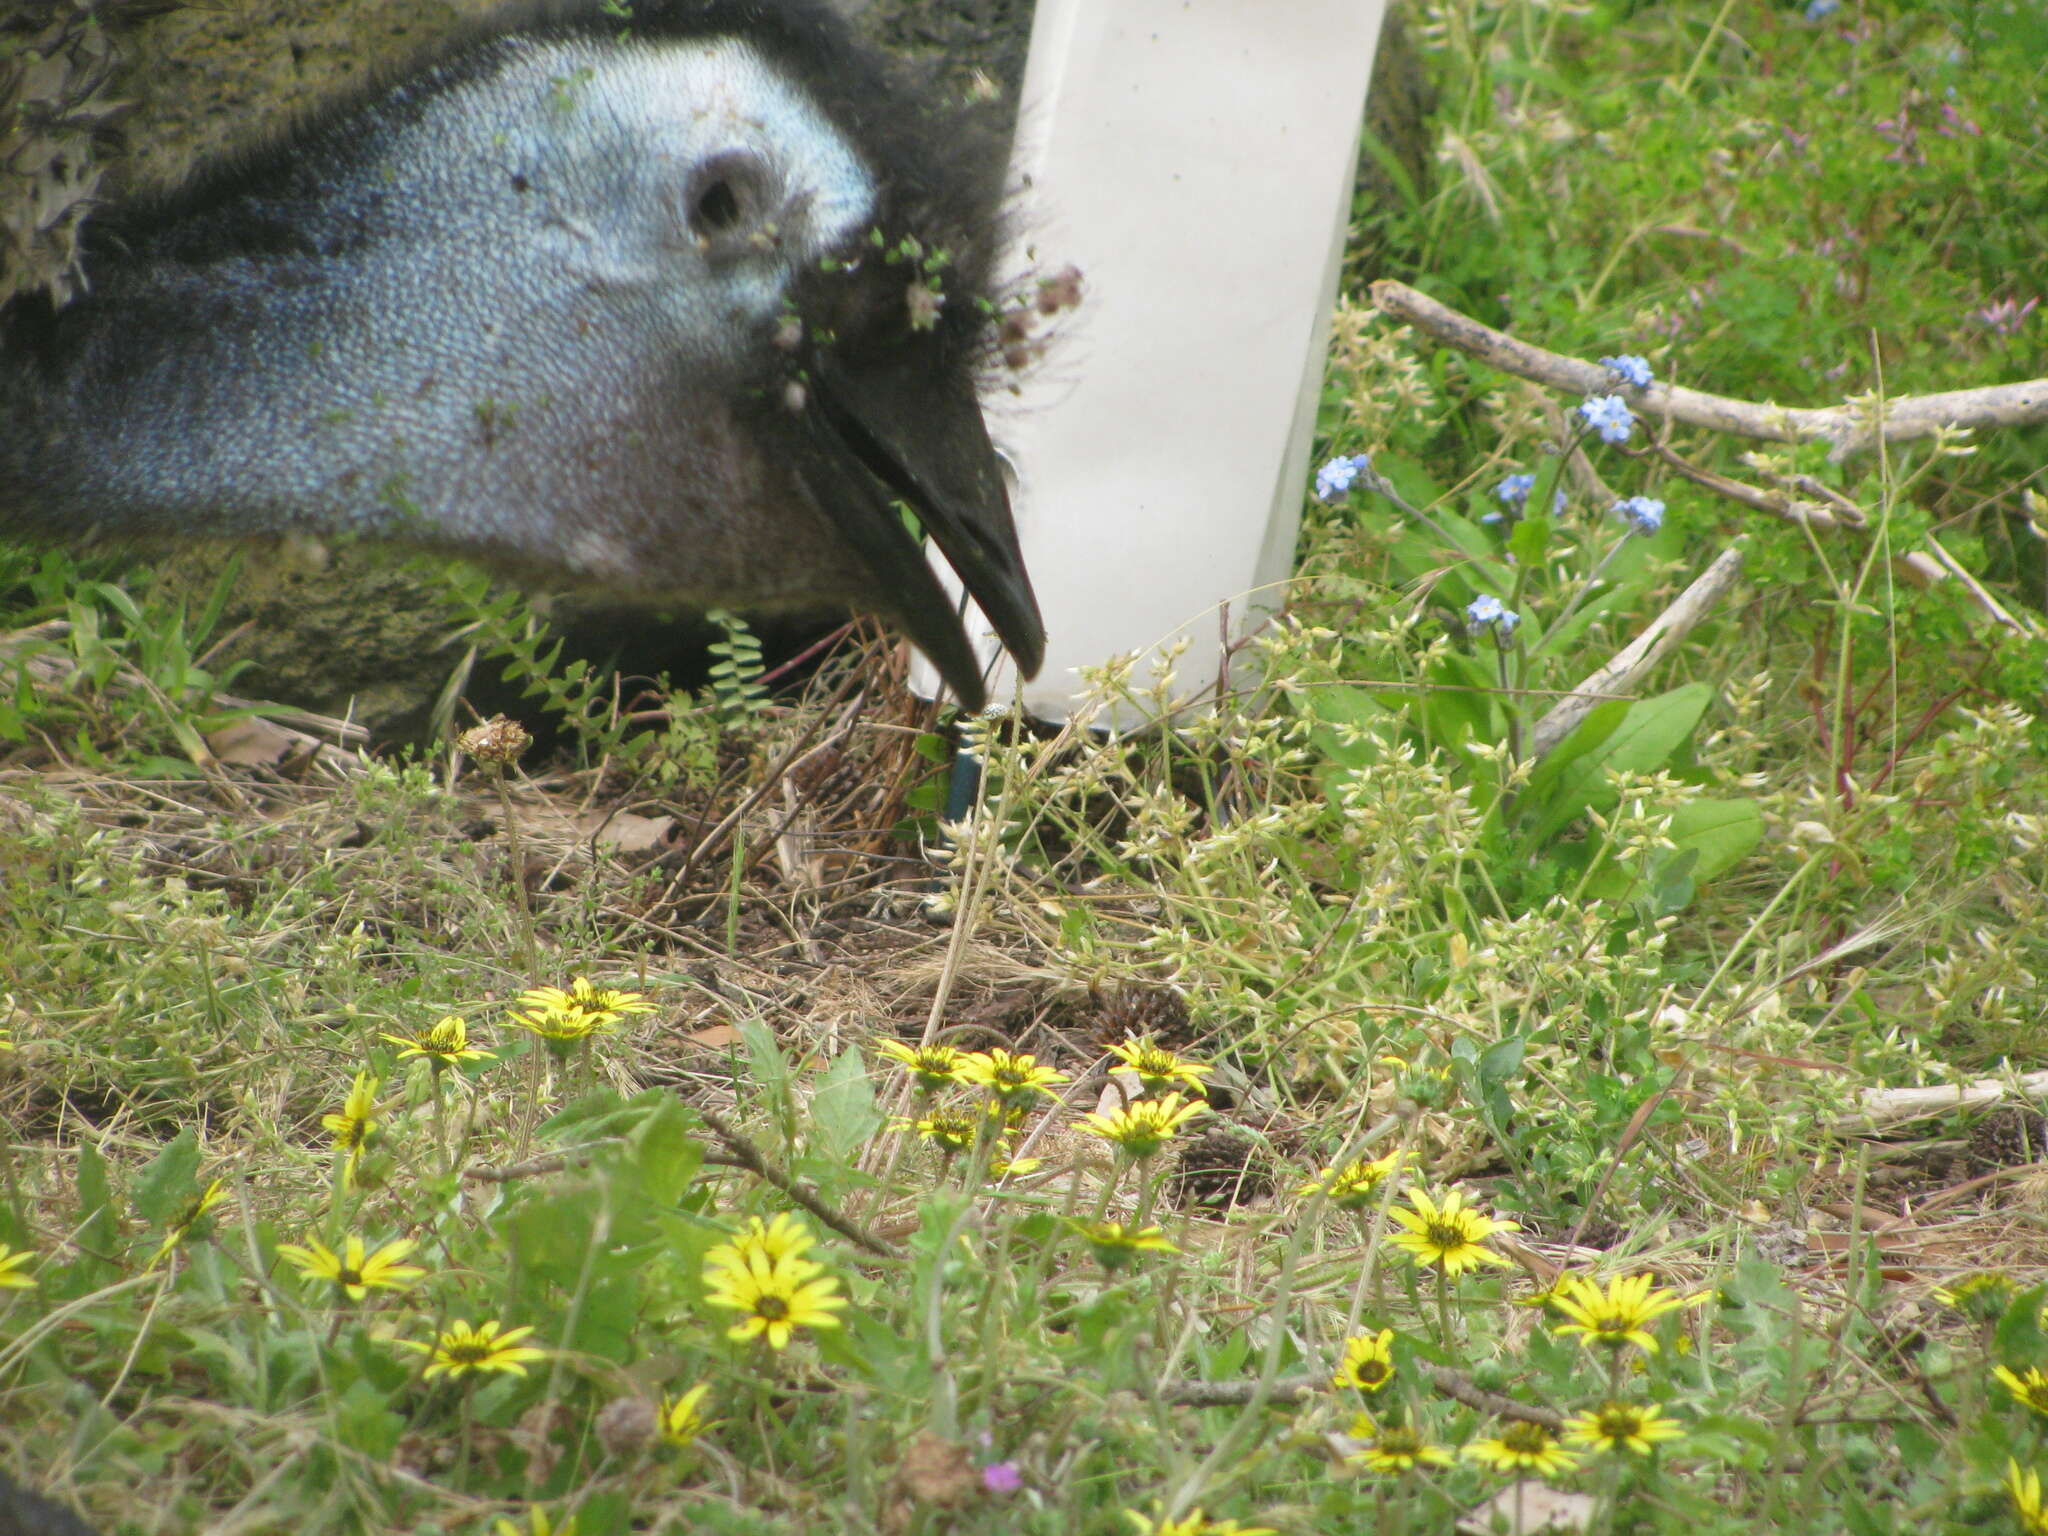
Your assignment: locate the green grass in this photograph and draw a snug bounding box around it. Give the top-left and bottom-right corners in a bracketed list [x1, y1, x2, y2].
[4, 1, 2048, 1533]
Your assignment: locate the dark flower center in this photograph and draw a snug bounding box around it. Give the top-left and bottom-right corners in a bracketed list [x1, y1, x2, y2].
[1502, 1423, 1550, 1453]
[757, 1296, 790, 1322]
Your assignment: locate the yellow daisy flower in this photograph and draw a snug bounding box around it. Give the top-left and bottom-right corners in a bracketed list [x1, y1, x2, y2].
[2008, 1459, 2048, 1536]
[147, 1178, 231, 1270]
[1561, 1400, 1685, 1456]
[509, 976, 656, 1041]
[1464, 1421, 1580, 1479]
[1342, 1413, 1454, 1474]
[1331, 1329, 1397, 1393]
[987, 1147, 1043, 1179]
[1384, 1187, 1519, 1276]
[0, 1243, 36, 1290]
[706, 1212, 818, 1271]
[1105, 1037, 1212, 1096]
[702, 1247, 847, 1350]
[898, 1107, 980, 1154]
[1934, 1269, 2019, 1310]
[658, 1383, 713, 1450]
[1297, 1150, 1407, 1211]
[1552, 1273, 1693, 1354]
[494, 1507, 574, 1536]
[322, 1070, 382, 1179]
[1996, 1365, 2048, 1418]
[1124, 1507, 1275, 1536]
[875, 1038, 969, 1092]
[379, 1014, 494, 1067]
[1078, 1092, 1208, 1159]
[956, 1048, 1068, 1108]
[400, 1318, 547, 1380]
[1072, 1220, 1178, 1273]
[275, 1234, 425, 1303]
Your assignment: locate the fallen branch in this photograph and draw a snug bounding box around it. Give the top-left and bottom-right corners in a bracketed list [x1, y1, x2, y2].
[1837, 1069, 2048, 1132]
[1159, 1365, 1562, 1428]
[693, 1102, 899, 1259]
[1371, 279, 2048, 458]
[1643, 441, 1857, 532]
[1528, 543, 1747, 759]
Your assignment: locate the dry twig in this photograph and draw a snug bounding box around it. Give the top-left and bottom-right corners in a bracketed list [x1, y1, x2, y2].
[1372, 278, 2048, 458]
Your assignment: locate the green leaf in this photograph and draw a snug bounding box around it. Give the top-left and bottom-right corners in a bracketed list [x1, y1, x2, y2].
[1304, 685, 1394, 770]
[131, 1127, 202, 1228]
[626, 1096, 704, 1208]
[1506, 512, 1553, 566]
[1520, 682, 1713, 847]
[809, 1049, 882, 1167]
[1522, 698, 1628, 811]
[1584, 798, 1763, 906]
[71, 1140, 120, 1291]
[1669, 797, 1763, 883]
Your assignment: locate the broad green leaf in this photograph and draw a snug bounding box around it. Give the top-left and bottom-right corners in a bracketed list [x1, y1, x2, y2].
[1521, 682, 1713, 846]
[1507, 512, 1552, 566]
[809, 1048, 882, 1167]
[131, 1127, 202, 1228]
[71, 1140, 120, 1291]
[1585, 797, 1763, 907]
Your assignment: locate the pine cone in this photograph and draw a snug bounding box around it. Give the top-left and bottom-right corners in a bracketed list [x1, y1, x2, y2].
[1168, 1126, 1271, 1211]
[1093, 983, 1194, 1053]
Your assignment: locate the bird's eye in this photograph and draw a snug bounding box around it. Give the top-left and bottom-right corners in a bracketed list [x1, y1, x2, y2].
[695, 178, 743, 232]
[684, 149, 773, 249]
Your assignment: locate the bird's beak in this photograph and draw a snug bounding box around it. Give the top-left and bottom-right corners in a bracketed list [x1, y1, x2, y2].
[793, 356, 1044, 712]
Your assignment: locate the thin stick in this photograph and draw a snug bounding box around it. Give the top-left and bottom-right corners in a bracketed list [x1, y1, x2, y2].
[693, 1103, 898, 1259]
[1372, 278, 2048, 458]
[1157, 1365, 1562, 1428]
[1527, 543, 1747, 758]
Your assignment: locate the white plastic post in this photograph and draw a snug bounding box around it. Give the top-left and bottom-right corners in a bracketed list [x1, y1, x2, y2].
[911, 0, 1388, 724]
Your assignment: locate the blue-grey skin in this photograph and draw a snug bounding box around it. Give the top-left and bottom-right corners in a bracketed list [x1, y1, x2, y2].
[0, 1, 1044, 710]
[0, 1468, 98, 1536]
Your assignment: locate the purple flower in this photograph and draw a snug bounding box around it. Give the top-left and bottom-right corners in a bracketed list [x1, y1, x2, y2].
[982, 1462, 1023, 1494]
[1973, 297, 2039, 338]
[1614, 495, 1666, 536]
[1579, 394, 1636, 445]
[1314, 453, 1372, 503]
[1600, 354, 1653, 390]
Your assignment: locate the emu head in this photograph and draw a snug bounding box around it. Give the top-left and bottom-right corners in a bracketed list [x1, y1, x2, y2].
[0, 0, 1044, 710]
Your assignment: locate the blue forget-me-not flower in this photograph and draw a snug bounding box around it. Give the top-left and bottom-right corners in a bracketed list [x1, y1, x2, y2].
[1600, 354, 1653, 390]
[1488, 472, 1566, 523]
[1579, 394, 1636, 444]
[1465, 594, 1521, 640]
[1315, 453, 1373, 503]
[1614, 495, 1666, 536]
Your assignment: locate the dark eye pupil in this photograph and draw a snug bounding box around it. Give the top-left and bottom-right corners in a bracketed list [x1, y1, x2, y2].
[696, 179, 742, 231]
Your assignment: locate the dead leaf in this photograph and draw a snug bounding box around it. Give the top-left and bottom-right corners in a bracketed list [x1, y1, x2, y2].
[207, 716, 298, 768]
[895, 1429, 978, 1509]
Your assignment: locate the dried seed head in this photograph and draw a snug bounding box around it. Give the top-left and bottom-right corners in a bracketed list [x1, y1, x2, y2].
[595, 1395, 660, 1458]
[458, 715, 531, 765]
